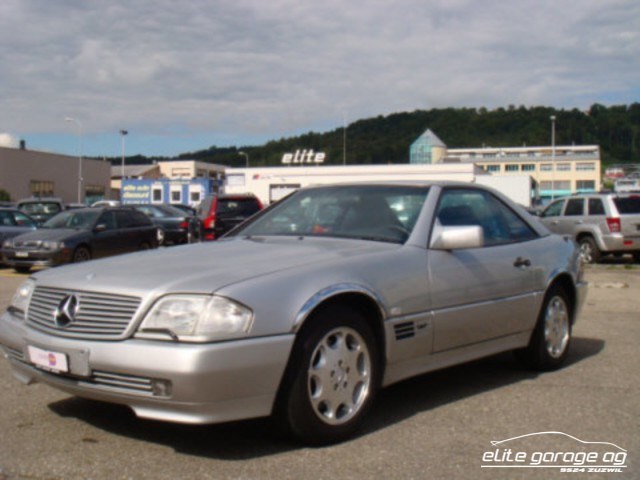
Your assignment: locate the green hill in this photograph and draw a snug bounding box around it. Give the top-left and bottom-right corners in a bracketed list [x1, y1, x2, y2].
[115, 103, 640, 167]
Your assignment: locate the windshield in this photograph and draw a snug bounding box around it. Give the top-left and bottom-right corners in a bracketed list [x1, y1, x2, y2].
[19, 201, 62, 216]
[42, 210, 101, 229]
[235, 185, 429, 244]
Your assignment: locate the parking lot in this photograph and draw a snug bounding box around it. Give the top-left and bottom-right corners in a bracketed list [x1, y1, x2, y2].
[0, 263, 638, 480]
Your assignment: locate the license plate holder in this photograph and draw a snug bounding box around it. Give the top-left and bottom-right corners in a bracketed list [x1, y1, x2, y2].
[28, 345, 69, 373]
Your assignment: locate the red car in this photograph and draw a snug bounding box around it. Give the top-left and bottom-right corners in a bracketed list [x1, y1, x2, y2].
[197, 194, 263, 241]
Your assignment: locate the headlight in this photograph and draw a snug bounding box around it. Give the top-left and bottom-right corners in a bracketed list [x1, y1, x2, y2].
[42, 241, 63, 250]
[137, 295, 253, 342]
[9, 279, 36, 316]
[3, 239, 13, 249]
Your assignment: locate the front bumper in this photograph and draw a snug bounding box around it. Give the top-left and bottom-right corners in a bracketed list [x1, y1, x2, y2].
[574, 280, 588, 322]
[2, 248, 70, 268]
[0, 310, 295, 424]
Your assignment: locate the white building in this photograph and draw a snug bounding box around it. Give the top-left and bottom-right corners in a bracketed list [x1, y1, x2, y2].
[223, 163, 536, 205]
[444, 145, 601, 200]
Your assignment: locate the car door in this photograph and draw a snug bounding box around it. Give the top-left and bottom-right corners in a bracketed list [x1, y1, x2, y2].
[116, 210, 154, 251]
[539, 198, 567, 234]
[427, 187, 540, 352]
[557, 197, 586, 237]
[90, 210, 122, 258]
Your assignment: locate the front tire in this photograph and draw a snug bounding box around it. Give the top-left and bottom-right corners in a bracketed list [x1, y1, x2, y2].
[72, 246, 91, 263]
[276, 304, 380, 445]
[517, 285, 572, 370]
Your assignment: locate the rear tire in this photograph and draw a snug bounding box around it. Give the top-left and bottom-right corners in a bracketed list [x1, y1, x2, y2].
[578, 236, 600, 264]
[276, 304, 380, 445]
[516, 285, 572, 370]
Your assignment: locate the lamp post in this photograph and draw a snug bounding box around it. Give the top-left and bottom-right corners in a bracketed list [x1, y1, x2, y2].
[550, 115, 556, 201]
[343, 111, 347, 166]
[239, 151, 249, 168]
[65, 117, 83, 203]
[120, 130, 128, 179]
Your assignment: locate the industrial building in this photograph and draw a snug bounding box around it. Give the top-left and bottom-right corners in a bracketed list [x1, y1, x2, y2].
[0, 145, 111, 204]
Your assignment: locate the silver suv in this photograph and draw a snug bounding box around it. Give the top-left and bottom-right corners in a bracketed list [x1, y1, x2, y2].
[539, 194, 640, 263]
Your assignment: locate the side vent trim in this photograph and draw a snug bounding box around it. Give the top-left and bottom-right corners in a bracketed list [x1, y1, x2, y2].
[394, 321, 416, 340]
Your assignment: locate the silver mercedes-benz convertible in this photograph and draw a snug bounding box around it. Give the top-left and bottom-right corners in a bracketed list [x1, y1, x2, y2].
[0, 182, 587, 444]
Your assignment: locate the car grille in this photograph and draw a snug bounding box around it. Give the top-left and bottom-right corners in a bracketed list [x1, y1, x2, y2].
[13, 240, 43, 249]
[27, 287, 142, 339]
[84, 371, 155, 396]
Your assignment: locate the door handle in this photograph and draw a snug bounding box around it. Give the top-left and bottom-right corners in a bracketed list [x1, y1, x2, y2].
[551, 220, 559, 225]
[514, 257, 531, 268]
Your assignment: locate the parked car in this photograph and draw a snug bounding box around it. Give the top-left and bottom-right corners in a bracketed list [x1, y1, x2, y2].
[17, 197, 65, 225]
[169, 203, 197, 216]
[197, 193, 263, 240]
[539, 193, 640, 263]
[1, 207, 158, 273]
[0, 183, 586, 444]
[0, 208, 38, 263]
[91, 200, 121, 207]
[124, 204, 201, 245]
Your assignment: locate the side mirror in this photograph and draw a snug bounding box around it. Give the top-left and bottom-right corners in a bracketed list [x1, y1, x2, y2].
[431, 225, 484, 250]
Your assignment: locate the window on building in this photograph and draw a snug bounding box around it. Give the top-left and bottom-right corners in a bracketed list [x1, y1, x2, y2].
[541, 164, 553, 171]
[540, 181, 570, 192]
[30, 180, 54, 197]
[522, 164, 536, 172]
[190, 191, 201, 203]
[486, 165, 501, 173]
[556, 163, 571, 171]
[505, 164, 519, 172]
[576, 162, 596, 171]
[85, 185, 106, 206]
[576, 180, 596, 191]
[152, 187, 163, 203]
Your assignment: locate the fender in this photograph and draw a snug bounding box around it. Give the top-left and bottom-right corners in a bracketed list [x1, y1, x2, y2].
[293, 283, 388, 332]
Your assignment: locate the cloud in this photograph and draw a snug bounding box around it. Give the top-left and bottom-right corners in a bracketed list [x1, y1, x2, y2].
[0, 0, 638, 155]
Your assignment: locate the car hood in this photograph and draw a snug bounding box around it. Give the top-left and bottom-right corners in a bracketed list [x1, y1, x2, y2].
[0, 226, 35, 237]
[32, 236, 398, 297]
[11, 228, 84, 242]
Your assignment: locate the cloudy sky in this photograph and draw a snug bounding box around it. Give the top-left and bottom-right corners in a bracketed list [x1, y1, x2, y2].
[1, 0, 638, 157]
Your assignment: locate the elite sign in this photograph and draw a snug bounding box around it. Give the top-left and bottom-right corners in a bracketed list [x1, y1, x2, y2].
[281, 149, 326, 165]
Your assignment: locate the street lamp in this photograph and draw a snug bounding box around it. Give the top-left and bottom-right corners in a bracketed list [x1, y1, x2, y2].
[239, 151, 249, 168]
[550, 115, 556, 201]
[120, 130, 128, 179]
[65, 117, 83, 203]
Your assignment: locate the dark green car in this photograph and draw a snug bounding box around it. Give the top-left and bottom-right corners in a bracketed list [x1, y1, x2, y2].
[1, 207, 159, 273]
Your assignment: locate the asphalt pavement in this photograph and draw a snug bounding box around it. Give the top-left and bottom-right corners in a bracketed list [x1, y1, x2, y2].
[0, 263, 638, 480]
